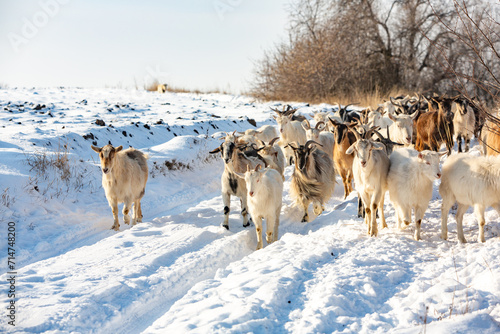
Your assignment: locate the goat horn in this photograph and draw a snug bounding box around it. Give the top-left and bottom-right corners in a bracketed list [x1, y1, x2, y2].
[315, 121, 325, 130]
[390, 97, 403, 107]
[254, 164, 262, 172]
[269, 137, 280, 146]
[305, 140, 323, 149]
[349, 127, 361, 141]
[270, 107, 282, 114]
[302, 119, 311, 129]
[372, 129, 386, 142]
[328, 117, 340, 126]
[365, 126, 381, 139]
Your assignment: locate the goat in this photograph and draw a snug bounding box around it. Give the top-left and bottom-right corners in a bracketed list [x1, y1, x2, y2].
[388, 148, 444, 240]
[469, 97, 485, 139]
[440, 153, 500, 243]
[484, 118, 500, 156]
[157, 84, 167, 93]
[337, 103, 360, 123]
[415, 97, 455, 155]
[452, 98, 476, 152]
[310, 109, 342, 131]
[91, 144, 148, 231]
[273, 108, 307, 165]
[329, 118, 356, 199]
[346, 128, 390, 236]
[255, 137, 286, 179]
[242, 165, 283, 250]
[384, 109, 419, 146]
[289, 140, 336, 222]
[390, 95, 421, 115]
[209, 132, 261, 230]
[236, 124, 278, 144]
[271, 105, 307, 123]
[364, 107, 389, 129]
[302, 120, 335, 161]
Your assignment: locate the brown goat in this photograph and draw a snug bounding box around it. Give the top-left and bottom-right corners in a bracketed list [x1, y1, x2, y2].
[415, 97, 455, 155]
[329, 118, 356, 199]
[484, 119, 500, 156]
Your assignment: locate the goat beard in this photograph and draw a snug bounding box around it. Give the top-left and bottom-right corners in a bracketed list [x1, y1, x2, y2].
[290, 170, 323, 205]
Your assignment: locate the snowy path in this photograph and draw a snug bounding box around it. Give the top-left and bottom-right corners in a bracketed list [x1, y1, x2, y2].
[0, 88, 499, 333]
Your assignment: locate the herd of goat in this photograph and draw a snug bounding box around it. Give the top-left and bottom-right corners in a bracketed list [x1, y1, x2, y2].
[208, 94, 500, 249]
[89, 93, 500, 250]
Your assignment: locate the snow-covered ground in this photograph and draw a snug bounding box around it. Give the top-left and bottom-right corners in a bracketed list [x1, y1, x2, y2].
[0, 88, 499, 333]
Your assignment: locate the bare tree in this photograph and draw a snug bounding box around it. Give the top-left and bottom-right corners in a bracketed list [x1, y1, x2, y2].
[251, 0, 488, 103]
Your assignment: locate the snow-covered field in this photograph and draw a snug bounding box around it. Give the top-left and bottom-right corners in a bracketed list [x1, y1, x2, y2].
[0, 88, 499, 333]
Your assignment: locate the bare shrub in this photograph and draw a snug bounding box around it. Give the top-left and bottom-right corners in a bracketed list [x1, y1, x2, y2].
[251, 0, 485, 103]
[24, 143, 96, 200]
[1, 188, 14, 208]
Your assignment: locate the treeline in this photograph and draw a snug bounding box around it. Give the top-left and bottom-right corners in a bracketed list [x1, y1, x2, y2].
[251, 0, 500, 106]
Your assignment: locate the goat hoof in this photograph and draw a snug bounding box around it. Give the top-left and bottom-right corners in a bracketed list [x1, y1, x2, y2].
[111, 225, 119, 231]
[243, 222, 251, 228]
[222, 224, 229, 230]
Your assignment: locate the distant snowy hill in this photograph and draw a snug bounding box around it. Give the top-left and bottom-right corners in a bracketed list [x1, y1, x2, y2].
[0, 88, 498, 333]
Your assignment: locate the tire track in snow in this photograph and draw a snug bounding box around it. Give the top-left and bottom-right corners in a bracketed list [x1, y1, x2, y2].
[6, 216, 254, 333]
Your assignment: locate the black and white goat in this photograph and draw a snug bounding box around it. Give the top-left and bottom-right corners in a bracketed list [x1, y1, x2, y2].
[209, 132, 261, 230]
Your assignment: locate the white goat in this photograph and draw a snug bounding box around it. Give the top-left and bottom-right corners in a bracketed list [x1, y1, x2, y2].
[157, 84, 167, 93]
[209, 133, 261, 230]
[289, 141, 336, 222]
[452, 100, 476, 152]
[243, 165, 283, 250]
[388, 148, 444, 240]
[381, 110, 419, 146]
[346, 129, 390, 236]
[273, 113, 307, 165]
[237, 124, 278, 144]
[302, 120, 335, 161]
[91, 144, 148, 231]
[256, 137, 286, 179]
[440, 153, 500, 243]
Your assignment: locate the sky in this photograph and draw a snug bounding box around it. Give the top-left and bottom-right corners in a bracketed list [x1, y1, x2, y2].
[0, 0, 291, 93]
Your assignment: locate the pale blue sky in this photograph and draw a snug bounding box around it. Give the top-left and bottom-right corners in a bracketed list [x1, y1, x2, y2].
[0, 0, 290, 93]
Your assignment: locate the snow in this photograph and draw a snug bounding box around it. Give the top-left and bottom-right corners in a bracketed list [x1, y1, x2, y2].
[0, 88, 499, 333]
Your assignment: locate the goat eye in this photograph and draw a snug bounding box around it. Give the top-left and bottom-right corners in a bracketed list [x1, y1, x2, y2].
[426, 162, 431, 165]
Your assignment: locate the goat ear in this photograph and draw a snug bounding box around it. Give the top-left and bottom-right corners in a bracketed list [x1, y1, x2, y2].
[115, 146, 123, 153]
[209, 146, 221, 154]
[345, 143, 356, 155]
[91, 145, 101, 153]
